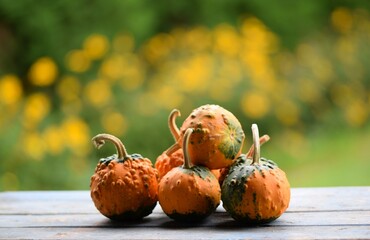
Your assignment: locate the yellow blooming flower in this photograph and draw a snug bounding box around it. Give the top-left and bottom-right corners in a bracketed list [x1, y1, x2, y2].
[43, 125, 64, 155]
[28, 57, 58, 86]
[83, 34, 109, 60]
[214, 24, 240, 58]
[143, 33, 174, 65]
[61, 116, 90, 156]
[331, 7, 353, 34]
[100, 54, 126, 80]
[182, 26, 211, 52]
[344, 99, 368, 127]
[241, 17, 279, 53]
[101, 111, 128, 136]
[0, 74, 23, 105]
[56, 76, 81, 102]
[175, 54, 212, 93]
[156, 85, 184, 110]
[65, 50, 91, 72]
[241, 91, 270, 119]
[120, 67, 145, 91]
[22, 131, 46, 161]
[84, 79, 112, 107]
[23, 93, 51, 128]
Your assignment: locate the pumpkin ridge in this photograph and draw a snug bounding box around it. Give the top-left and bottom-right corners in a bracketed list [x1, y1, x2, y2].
[218, 114, 244, 161]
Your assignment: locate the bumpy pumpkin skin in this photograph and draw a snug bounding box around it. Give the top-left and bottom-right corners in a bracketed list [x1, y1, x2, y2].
[155, 149, 184, 181]
[90, 154, 158, 221]
[222, 154, 290, 224]
[178, 104, 245, 169]
[158, 165, 221, 221]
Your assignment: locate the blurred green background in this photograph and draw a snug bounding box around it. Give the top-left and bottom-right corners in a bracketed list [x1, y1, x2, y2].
[0, 0, 369, 190]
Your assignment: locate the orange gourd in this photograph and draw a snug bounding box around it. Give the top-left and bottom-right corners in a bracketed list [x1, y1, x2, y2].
[90, 134, 158, 221]
[178, 104, 245, 169]
[221, 124, 290, 224]
[155, 109, 184, 180]
[158, 128, 221, 221]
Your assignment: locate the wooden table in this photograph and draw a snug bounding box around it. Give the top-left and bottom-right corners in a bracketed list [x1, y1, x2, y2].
[0, 187, 369, 239]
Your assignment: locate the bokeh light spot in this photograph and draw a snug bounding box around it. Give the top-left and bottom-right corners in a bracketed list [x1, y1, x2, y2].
[0, 74, 23, 105]
[28, 57, 58, 86]
[241, 91, 270, 119]
[65, 50, 91, 72]
[83, 34, 109, 60]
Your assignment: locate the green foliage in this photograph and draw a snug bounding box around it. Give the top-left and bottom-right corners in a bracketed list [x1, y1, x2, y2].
[0, 1, 369, 190]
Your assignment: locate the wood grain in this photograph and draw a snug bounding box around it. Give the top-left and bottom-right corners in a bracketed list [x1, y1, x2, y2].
[0, 187, 369, 239]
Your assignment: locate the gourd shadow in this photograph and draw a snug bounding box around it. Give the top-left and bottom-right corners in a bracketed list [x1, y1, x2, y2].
[159, 218, 209, 229]
[213, 219, 268, 230]
[97, 218, 153, 228]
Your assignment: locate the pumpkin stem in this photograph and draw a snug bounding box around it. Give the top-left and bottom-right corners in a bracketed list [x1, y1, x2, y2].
[165, 142, 181, 155]
[182, 128, 194, 169]
[92, 133, 128, 160]
[247, 134, 270, 158]
[168, 109, 181, 141]
[251, 124, 261, 165]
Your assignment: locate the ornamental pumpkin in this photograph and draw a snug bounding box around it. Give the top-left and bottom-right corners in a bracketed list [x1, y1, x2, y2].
[155, 109, 220, 181]
[155, 109, 184, 180]
[158, 128, 221, 222]
[90, 133, 158, 221]
[178, 104, 245, 169]
[221, 124, 290, 224]
[218, 134, 270, 186]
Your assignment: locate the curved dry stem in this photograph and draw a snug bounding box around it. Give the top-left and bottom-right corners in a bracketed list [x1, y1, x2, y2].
[165, 143, 181, 156]
[168, 109, 181, 141]
[92, 133, 128, 160]
[182, 128, 194, 169]
[246, 134, 270, 158]
[251, 124, 261, 165]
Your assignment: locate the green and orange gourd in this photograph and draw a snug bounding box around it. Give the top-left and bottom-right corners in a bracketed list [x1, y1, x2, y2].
[218, 134, 271, 186]
[178, 104, 245, 169]
[221, 124, 291, 224]
[158, 128, 221, 222]
[90, 134, 158, 221]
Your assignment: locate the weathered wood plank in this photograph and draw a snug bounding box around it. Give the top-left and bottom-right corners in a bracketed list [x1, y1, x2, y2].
[1, 187, 369, 215]
[0, 210, 369, 228]
[0, 187, 369, 240]
[1, 226, 369, 240]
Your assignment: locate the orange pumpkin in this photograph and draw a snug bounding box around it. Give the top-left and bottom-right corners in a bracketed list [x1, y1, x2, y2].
[221, 124, 290, 224]
[178, 104, 245, 169]
[90, 133, 158, 221]
[158, 128, 221, 221]
[155, 109, 184, 180]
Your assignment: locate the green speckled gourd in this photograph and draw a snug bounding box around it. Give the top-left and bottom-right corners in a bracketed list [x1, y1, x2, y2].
[221, 124, 290, 224]
[178, 104, 245, 169]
